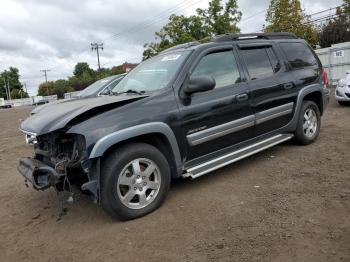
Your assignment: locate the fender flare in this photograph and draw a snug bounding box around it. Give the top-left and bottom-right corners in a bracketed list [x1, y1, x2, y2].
[287, 84, 325, 131]
[89, 122, 182, 169]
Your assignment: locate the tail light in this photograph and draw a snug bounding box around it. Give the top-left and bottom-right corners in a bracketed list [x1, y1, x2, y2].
[322, 68, 329, 89]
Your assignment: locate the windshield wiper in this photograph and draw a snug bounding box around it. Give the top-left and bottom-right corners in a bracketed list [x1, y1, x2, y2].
[113, 89, 146, 95]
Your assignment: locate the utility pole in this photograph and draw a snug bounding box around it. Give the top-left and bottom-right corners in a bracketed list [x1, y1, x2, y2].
[3, 77, 9, 100]
[40, 69, 50, 96]
[7, 78, 12, 104]
[91, 42, 103, 71]
[22, 82, 28, 98]
[23, 82, 28, 94]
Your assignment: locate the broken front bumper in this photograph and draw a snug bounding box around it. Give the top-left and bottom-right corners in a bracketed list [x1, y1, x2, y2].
[18, 158, 62, 190]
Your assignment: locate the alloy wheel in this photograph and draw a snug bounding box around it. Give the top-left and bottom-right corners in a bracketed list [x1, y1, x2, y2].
[303, 108, 318, 138]
[116, 158, 161, 209]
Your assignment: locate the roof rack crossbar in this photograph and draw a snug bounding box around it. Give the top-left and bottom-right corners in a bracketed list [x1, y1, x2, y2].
[159, 41, 200, 54]
[213, 32, 298, 42]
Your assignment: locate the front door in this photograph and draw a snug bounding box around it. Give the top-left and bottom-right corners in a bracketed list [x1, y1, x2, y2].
[178, 47, 254, 161]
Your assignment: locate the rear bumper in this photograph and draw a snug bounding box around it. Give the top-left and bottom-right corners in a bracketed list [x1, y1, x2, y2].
[18, 158, 62, 190]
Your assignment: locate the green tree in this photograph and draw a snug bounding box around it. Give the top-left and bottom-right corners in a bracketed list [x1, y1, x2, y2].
[111, 65, 126, 75]
[143, 0, 241, 59]
[0, 67, 28, 99]
[95, 68, 113, 80]
[264, 0, 317, 47]
[73, 62, 95, 78]
[197, 0, 242, 35]
[37, 80, 74, 98]
[10, 89, 29, 99]
[143, 14, 209, 60]
[37, 81, 55, 96]
[69, 62, 96, 91]
[318, 0, 350, 47]
[53, 79, 74, 99]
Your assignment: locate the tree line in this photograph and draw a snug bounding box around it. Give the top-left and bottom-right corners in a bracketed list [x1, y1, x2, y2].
[0, 67, 29, 100]
[0, 63, 127, 100]
[37, 62, 127, 98]
[143, 0, 350, 59]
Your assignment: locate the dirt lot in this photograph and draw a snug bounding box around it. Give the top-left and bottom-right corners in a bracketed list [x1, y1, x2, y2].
[0, 95, 349, 262]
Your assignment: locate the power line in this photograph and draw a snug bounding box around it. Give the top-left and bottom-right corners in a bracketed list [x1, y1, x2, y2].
[108, 0, 195, 39]
[261, 5, 346, 33]
[307, 6, 339, 17]
[108, 0, 205, 41]
[89, 0, 206, 65]
[241, 9, 266, 22]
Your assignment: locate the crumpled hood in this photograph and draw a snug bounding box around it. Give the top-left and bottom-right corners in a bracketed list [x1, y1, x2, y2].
[21, 95, 147, 135]
[31, 98, 75, 115]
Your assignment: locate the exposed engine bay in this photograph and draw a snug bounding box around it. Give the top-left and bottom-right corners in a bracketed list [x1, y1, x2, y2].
[19, 131, 89, 193]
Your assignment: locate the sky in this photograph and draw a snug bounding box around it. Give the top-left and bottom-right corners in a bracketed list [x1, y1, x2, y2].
[0, 0, 342, 96]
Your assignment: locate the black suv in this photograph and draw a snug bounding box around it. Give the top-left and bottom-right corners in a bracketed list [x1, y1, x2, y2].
[19, 33, 329, 220]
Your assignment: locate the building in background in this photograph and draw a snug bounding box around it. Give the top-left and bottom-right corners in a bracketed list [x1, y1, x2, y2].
[122, 62, 138, 72]
[316, 42, 350, 85]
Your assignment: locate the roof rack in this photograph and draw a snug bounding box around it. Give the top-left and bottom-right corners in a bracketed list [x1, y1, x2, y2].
[160, 41, 200, 54]
[213, 32, 298, 42]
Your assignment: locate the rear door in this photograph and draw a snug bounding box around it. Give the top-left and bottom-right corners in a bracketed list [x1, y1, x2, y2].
[178, 46, 254, 161]
[239, 43, 296, 136]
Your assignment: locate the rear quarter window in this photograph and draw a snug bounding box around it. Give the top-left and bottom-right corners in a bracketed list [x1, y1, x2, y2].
[280, 42, 318, 69]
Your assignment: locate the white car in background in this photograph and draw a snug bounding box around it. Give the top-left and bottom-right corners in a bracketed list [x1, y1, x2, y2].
[335, 70, 350, 106]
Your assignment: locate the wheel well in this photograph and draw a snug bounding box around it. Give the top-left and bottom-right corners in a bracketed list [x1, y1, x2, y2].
[101, 133, 179, 178]
[303, 91, 323, 115]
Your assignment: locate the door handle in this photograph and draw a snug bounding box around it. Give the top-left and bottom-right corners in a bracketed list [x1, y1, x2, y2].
[284, 83, 294, 89]
[236, 93, 249, 102]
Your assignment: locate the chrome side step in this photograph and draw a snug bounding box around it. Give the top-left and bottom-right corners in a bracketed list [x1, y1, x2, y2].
[182, 134, 293, 179]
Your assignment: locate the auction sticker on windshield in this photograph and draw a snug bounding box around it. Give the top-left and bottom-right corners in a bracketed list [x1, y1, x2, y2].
[161, 54, 181, 61]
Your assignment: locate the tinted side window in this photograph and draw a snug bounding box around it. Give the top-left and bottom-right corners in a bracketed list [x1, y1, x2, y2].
[192, 51, 241, 88]
[241, 48, 274, 80]
[280, 42, 317, 69]
[267, 48, 281, 73]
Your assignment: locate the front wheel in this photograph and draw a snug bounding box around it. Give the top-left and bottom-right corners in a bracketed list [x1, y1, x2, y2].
[101, 143, 171, 220]
[294, 101, 321, 145]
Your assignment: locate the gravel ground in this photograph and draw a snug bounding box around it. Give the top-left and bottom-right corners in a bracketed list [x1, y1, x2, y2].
[0, 94, 349, 262]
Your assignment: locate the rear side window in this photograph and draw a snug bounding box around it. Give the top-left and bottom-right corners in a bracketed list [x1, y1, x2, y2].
[280, 42, 318, 69]
[191, 50, 241, 88]
[241, 48, 274, 80]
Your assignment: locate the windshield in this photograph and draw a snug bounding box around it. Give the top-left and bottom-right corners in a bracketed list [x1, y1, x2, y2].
[78, 76, 116, 97]
[112, 51, 191, 93]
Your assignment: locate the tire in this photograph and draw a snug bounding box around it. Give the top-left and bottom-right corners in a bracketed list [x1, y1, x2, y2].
[338, 101, 349, 106]
[294, 101, 321, 145]
[100, 142, 171, 220]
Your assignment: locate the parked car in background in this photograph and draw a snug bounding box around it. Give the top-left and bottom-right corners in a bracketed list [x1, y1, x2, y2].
[31, 74, 126, 115]
[32, 99, 49, 106]
[335, 70, 350, 106]
[19, 33, 329, 220]
[76, 73, 126, 98]
[0, 98, 12, 108]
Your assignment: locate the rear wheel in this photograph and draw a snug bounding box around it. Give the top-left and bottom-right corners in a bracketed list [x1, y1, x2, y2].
[101, 143, 171, 220]
[294, 101, 321, 145]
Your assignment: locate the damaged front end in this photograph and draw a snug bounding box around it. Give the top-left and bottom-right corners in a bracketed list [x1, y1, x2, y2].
[18, 130, 98, 199]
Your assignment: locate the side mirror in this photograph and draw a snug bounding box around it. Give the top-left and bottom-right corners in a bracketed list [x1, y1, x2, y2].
[184, 75, 216, 95]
